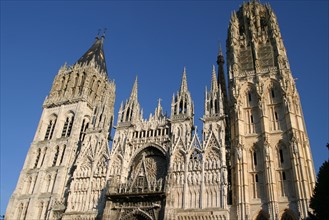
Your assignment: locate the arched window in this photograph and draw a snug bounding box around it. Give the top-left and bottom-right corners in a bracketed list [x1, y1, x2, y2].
[60, 145, 66, 165]
[39, 147, 47, 168]
[44, 119, 56, 140]
[37, 201, 44, 219]
[34, 148, 41, 168]
[16, 203, 24, 220]
[52, 146, 60, 166]
[253, 151, 258, 166]
[79, 72, 86, 95]
[45, 175, 51, 192]
[267, 83, 286, 131]
[61, 113, 75, 137]
[79, 118, 89, 141]
[25, 176, 32, 194]
[244, 86, 260, 134]
[89, 76, 97, 95]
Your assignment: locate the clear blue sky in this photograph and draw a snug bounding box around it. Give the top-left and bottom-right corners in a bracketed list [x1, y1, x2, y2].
[1, 0, 328, 215]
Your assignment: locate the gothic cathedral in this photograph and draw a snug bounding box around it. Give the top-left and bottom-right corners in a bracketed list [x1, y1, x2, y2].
[6, 1, 316, 220]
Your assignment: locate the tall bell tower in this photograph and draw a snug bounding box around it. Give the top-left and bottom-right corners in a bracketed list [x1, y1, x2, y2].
[227, 1, 316, 220]
[5, 35, 115, 220]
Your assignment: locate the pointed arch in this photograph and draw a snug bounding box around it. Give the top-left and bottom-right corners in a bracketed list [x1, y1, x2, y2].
[52, 146, 60, 166]
[33, 148, 41, 169]
[172, 150, 185, 172]
[280, 210, 296, 220]
[16, 203, 24, 220]
[188, 148, 202, 172]
[120, 209, 153, 220]
[127, 146, 168, 193]
[204, 131, 220, 151]
[240, 83, 261, 134]
[61, 111, 75, 137]
[263, 79, 286, 131]
[204, 147, 220, 171]
[110, 155, 122, 176]
[254, 210, 269, 220]
[44, 113, 57, 140]
[276, 141, 293, 198]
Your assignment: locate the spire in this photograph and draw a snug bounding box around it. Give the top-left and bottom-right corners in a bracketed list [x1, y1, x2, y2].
[217, 43, 224, 65]
[130, 76, 138, 101]
[155, 98, 163, 118]
[216, 43, 228, 117]
[180, 66, 188, 93]
[77, 35, 108, 75]
[211, 65, 218, 93]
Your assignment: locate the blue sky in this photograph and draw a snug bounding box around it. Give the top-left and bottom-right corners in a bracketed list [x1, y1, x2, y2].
[1, 0, 328, 215]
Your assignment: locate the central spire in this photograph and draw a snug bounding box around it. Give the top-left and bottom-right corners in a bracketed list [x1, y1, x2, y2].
[77, 35, 108, 75]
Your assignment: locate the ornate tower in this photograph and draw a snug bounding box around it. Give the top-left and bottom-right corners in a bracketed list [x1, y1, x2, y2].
[201, 66, 228, 212]
[163, 68, 229, 219]
[5, 35, 115, 220]
[170, 67, 195, 148]
[227, 1, 316, 220]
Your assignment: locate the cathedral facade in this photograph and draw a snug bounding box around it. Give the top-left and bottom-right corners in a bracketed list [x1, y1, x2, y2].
[6, 1, 316, 220]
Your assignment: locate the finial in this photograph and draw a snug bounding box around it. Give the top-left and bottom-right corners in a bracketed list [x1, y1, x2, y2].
[158, 98, 162, 107]
[96, 29, 101, 39]
[218, 43, 223, 56]
[102, 28, 108, 38]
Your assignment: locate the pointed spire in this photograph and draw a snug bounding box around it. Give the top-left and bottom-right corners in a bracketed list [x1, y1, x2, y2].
[180, 66, 188, 93]
[155, 98, 163, 118]
[217, 43, 225, 65]
[130, 76, 138, 101]
[211, 65, 219, 93]
[218, 43, 223, 56]
[77, 36, 108, 75]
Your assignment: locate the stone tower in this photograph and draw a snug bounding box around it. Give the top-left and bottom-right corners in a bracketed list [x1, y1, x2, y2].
[226, 1, 316, 220]
[5, 35, 115, 220]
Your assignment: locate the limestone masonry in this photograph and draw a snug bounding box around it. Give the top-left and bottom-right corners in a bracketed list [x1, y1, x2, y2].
[6, 1, 316, 220]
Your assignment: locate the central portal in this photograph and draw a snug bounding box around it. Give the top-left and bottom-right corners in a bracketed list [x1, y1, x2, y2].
[106, 146, 168, 220]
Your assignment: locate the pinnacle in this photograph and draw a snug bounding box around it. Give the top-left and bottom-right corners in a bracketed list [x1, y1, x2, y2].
[130, 76, 138, 101]
[211, 65, 218, 93]
[180, 67, 189, 94]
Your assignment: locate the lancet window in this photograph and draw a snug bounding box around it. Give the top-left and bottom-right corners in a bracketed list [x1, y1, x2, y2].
[250, 146, 264, 199]
[16, 203, 24, 220]
[44, 116, 57, 140]
[267, 82, 286, 131]
[244, 86, 260, 134]
[52, 146, 60, 167]
[61, 113, 75, 137]
[79, 118, 90, 141]
[59, 145, 66, 165]
[37, 201, 44, 220]
[276, 143, 292, 198]
[33, 148, 41, 169]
